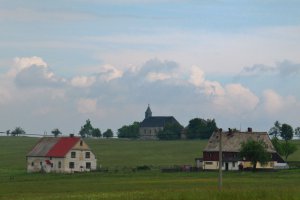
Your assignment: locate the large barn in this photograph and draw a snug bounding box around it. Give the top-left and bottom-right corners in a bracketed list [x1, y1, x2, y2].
[202, 129, 285, 170]
[26, 135, 97, 173]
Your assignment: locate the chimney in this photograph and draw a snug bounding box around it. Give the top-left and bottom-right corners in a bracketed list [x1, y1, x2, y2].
[248, 127, 252, 132]
[70, 134, 74, 137]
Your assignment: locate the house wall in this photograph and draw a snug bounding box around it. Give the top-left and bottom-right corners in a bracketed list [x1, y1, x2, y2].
[203, 161, 240, 171]
[27, 140, 97, 173]
[139, 127, 163, 139]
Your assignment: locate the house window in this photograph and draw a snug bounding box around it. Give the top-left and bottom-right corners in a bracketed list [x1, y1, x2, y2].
[71, 152, 76, 158]
[69, 162, 75, 169]
[205, 162, 213, 165]
[232, 162, 236, 167]
[80, 140, 83, 146]
[85, 152, 90, 159]
[51, 163, 53, 168]
[31, 162, 34, 166]
[50, 157, 52, 160]
[144, 129, 146, 134]
[58, 161, 61, 168]
[86, 162, 91, 169]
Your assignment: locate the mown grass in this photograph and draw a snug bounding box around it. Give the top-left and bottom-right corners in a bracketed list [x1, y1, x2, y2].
[0, 137, 300, 200]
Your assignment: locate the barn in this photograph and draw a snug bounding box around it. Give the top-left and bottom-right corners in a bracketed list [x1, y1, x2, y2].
[26, 135, 97, 173]
[202, 128, 285, 170]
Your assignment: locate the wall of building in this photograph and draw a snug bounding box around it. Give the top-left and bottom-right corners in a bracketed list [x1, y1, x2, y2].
[139, 127, 163, 139]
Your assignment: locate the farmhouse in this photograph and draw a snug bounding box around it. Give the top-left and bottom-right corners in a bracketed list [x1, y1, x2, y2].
[202, 128, 285, 171]
[26, 135, 97, 173]
[139, 105, 182, 139]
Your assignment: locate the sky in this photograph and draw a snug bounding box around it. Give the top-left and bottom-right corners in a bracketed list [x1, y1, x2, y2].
[1, 0, 300, 135]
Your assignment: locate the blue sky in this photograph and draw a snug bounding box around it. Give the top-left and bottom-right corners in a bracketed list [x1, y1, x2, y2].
[1, 0, 300, 135]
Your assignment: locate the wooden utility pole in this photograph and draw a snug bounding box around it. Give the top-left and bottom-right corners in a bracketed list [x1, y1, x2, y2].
[218, 129, 222, 191]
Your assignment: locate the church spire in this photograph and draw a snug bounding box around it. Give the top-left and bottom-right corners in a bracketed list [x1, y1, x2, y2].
[145, 104, 152, 119]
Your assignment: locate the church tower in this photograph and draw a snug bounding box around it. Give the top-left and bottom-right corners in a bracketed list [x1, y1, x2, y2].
[145, 104, 152, 119]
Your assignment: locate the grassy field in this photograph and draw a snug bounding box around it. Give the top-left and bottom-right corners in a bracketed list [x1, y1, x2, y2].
[0, 136, 300, 200]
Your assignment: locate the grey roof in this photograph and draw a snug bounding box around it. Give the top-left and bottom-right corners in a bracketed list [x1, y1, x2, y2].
[140, 116, 180, 128]
[204, 131, 276, 153]
[27, 137, 60, 157]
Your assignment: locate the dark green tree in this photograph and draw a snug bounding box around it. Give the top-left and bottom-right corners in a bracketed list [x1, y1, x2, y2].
[11, 127, 26, 136]
[281, 142, 298, 162]
[103, 129, 113, 138]
[6, 130, 10, 136]
[271, 137, 283, 155]
[92, 128, 102, 138]
[268, 121, 281, 138]
[186, 118, 217, 139]
[295, 127, 300, 136]
[51, 128, 62, 137]
[118, 122, 140, 138]
[79, 119, 94, 138]
[280, 123, 294, 142]
[239, 140, 270, 172]
[157, 122, 183, 140]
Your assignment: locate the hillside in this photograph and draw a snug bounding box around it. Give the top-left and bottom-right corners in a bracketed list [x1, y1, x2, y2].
[0, 136, 299, 171]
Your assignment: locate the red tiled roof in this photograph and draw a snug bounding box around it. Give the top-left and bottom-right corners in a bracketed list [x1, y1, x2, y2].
[46, 137, 80, 157]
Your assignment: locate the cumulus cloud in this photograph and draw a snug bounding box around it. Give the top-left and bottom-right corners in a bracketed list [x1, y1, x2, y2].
[241, 60, 300, 77]
[70, 76, 96, 87]
[98, 64, 123, 82]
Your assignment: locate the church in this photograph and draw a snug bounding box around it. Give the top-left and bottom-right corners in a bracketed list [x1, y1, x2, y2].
[139, 105, 182, 139]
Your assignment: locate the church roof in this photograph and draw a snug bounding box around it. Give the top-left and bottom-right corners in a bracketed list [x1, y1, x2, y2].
[140, 116, 180, 128]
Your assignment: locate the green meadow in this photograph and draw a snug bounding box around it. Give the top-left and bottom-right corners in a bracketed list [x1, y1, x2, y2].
[0, 136, 300, 200]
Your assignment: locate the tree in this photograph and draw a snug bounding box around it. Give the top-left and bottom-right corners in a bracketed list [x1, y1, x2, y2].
[92, 128, 102, 138]
[79, 119, 94, 138]
[6, 130, 10, 136]
[281, 142, 298, 162]
[239, 140, 270, 171]
[118, 122, 140, 138]
[280, 123, 294, 142]
[157, 122, 183, 140]
[268, 121, 281, 138]
[186, 118, 217, 139]
[11, 127, 26, 136]
[294, 127, 300, 136]
[271, 137, 283, 156]
[103, 129, 113, 138]
[51, 128, 62, 137]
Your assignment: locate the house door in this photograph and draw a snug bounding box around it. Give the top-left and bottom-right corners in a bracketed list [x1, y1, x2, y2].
[225, 162, 229, 171]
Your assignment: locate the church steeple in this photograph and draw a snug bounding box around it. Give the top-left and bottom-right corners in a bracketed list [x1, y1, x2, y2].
[145, 104, 152, 119]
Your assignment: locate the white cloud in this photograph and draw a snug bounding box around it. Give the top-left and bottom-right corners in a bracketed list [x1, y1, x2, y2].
[76, 98, 98, 114]
[70, 76, 96, 88]
[98, 64, 123, 82]
[146, 72, 172, 82]
[14, 56, 48, 70]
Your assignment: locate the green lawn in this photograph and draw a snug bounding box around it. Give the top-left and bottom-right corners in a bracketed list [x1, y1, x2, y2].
[0, 137, 300, 200]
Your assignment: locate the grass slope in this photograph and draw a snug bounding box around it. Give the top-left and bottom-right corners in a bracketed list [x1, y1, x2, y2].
[0, 137, 300, 200]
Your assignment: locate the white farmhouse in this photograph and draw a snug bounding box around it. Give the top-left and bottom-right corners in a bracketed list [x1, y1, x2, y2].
[26, 135, 97, 173]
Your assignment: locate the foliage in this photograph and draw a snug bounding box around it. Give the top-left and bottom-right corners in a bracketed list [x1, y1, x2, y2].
[92, 128, 102, 138]
[268, 121, 281, 138]
[295, 127, 300, 135]
[11, 127, 26, 136]
[157, 122, 183, 140]
[51, 128, 62, 137]
[239, 140, 270, 171]
[280, 123, 294, 141]
[186, 118, 217, 139]
[271, 137, 283, 155]
[295, 127, 300, 136]
[79, 119, 95, 138]
[117, 121, 140, 138]
[281, 142, 298, 162]
[103, 129, 113, 138]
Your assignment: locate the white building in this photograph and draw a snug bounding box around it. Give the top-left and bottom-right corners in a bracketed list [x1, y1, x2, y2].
[26, 135, 97, 173]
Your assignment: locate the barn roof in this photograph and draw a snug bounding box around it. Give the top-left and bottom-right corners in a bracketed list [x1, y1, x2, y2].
[140, 116, 180, 128]
[204, 131, 276, 153]
[27, 137, 81, 157]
